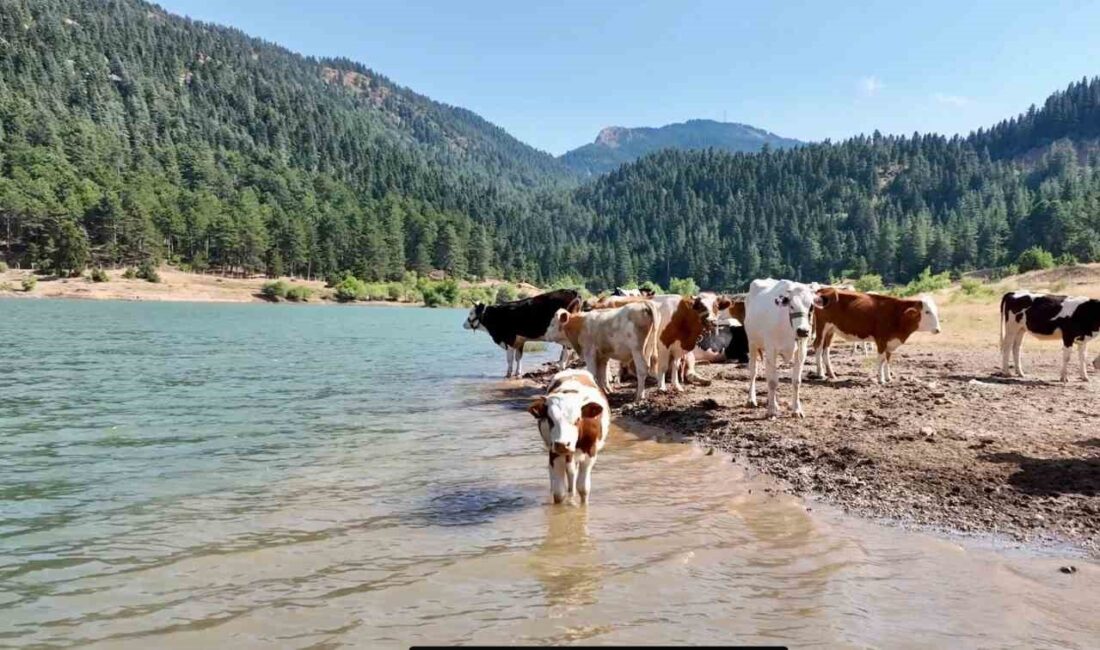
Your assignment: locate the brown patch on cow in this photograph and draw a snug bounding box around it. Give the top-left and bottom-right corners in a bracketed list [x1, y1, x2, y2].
[660, 297, 709, 351]
[716, 296, 734, 312]
[528, 396, 548, 419]
[576, 415, 603, 457]
[729, 300, 746, 322]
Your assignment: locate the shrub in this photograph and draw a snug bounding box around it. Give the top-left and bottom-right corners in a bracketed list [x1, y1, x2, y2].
[640, 280, 663, 295]
[22, 276, 37, 292]
[959, 277, 995, 298]
[387, 283, 403, 301]
[438, 279, 460, 305]
[422, 287, 445, 308]
[262, 279, 290, 299]
[1055, 252, 1078, 267]
[122, 267, 138, 279]
[334, 276, 368, 302]
[495, 283, 519, 304]
[897, 268, 952, 297]
[136, 260, 161, 283]
[90, 268, 109, 283]
[285, 285, 313, 302]
[854, 274, 885, 292]
[1016, 246, 1055, 272]
[990, 264, 1018, 280]
[668, 277, 700, 296]
[0, 281, 13, 292]
[0, 261, 8, 272]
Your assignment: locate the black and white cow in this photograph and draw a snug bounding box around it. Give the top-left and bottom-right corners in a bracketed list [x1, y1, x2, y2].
[697, 319, 750, 363]
[1000, 291, 1100, 382]
[464, 289, 582, 378]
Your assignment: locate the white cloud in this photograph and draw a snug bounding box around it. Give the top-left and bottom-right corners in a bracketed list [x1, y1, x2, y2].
[858, 76, 883, 97]
[932, 92, 971, 107]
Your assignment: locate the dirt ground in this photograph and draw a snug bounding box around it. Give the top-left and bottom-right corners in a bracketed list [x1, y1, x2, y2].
[525, 265, 1100, 556]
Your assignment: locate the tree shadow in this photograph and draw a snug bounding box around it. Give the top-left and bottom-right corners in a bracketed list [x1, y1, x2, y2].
[1076, 438, 1100, 449]
[980, 451, 1100, 496]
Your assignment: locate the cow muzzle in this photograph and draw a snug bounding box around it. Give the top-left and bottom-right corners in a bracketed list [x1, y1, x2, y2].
[795, 327, 810, 339]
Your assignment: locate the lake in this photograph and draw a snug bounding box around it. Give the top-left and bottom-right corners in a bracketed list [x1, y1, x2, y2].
[1, 299, 1097, 648]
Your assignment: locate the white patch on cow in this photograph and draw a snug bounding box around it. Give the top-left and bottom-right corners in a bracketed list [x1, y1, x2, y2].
[1055, 296, 1089, 320]
[918, 295, 942, 333]
[1009, 290, 1042, 300]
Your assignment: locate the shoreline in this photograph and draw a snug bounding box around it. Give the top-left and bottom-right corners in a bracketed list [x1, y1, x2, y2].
[523, 344, 1100, 558]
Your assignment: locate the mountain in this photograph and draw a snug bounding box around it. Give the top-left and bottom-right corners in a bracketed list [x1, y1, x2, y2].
[1, 0, 1098, 293]
[559, 120, 804, 176]
[0, 0, 575, 282]
[543, 79, 1100, 290]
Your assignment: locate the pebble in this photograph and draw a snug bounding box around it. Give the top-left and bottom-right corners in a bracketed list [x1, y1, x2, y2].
[1059, 565, 1077, 574]
[920, 426, 936, 438]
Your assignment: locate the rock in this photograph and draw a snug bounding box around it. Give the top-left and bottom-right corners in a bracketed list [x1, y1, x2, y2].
[1059, 565, 1077, 574]
[698, 398, 720, 410]
[920, 426, 936, 438]
[706, 447, 715, 456]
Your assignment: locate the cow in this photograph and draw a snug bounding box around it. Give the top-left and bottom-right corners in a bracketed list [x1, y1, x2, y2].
[697, 318, 750, 363]
[1000, 291, 1100, 382]
[546, 301, 660, 401]
[464, 289, 581, 378]
[527, 369, 610, 504]
[812, 288, 941, 384]
[651, 294, 723, 392]
[744, 279, 823, 418]
[613, 286, 655, 298]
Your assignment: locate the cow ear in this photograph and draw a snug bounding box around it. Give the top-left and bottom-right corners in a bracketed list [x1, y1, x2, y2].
[566, 297, 582, 313]
[528, 396, 548, 419]
[557, 311, 569, 324]
[717, 297, 733, 310]
[580, 402, 604, 419]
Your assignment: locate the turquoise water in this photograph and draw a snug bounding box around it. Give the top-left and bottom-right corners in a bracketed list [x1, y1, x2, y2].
[1, 300, 1098, 649]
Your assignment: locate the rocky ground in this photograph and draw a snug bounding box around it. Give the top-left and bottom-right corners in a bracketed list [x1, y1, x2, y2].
[526, 342, 1100, 556]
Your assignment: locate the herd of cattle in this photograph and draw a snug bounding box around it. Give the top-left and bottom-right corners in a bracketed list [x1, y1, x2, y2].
[463, 282, 1100, 504]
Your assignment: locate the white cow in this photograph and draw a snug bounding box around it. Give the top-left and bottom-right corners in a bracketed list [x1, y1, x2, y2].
[528, 369, 610, 504]
[744, 278, 823, 418]
[546, 302, 660, 401]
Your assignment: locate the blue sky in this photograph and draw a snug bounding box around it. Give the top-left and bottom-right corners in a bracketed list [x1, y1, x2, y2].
[157, 0, 1100, 155]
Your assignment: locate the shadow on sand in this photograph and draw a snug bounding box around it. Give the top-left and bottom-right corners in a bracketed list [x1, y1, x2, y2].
[980, 451, 1100, 497]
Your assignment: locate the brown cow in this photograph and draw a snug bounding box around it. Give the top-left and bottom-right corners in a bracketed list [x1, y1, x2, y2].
[813, 288, 942, 384]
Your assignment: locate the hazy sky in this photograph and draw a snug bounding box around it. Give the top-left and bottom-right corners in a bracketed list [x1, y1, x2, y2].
[156, 0, 1100, 155]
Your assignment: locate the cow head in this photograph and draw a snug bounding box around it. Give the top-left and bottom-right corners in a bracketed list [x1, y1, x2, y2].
[463, 303, 486, 330]
[816, 286, 839, 309]
[528, 394, 604, 454]
[691, 296, 717, 332]
[545, 308, 572, 343]
[774, 283, 821, 339]
[917, 295, 942, 334]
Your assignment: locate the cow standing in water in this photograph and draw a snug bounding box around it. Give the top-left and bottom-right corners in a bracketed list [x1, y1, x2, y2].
[1000, 291, 1100, 382]
[528, 369, 610, 504]
[463, 289, 581, 378]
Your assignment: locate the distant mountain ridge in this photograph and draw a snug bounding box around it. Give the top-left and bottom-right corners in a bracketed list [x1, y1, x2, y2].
[559, 119, 804, 175]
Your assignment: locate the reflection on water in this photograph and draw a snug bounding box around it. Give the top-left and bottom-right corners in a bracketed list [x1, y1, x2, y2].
[529, 507, 602, 610]
[0, 300, 1098, 649]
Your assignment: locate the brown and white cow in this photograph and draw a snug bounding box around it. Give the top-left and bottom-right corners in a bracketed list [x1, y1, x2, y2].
[546, 301, 660, 401]
[1000, 291, 1100, 382]
[812, 288, 941, 384]
[528, 369, 610, 504]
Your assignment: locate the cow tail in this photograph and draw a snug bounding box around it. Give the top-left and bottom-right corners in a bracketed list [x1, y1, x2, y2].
[643, 302, 660, 375]
[999, 293, 1008, 348]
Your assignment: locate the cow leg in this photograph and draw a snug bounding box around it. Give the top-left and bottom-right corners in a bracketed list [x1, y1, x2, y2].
[557, 345, 570, 370]
[632, 349, 649, 401]
[565, 457, 577, 497]
[1079, 342, 1091, 382]
[1012, 330, 1026, 378]
[875, 344, 887, 385]
[1000, 326, 1014, 376]
[549, 453, 569, 504]
[824, 330, 839, 379]
[747, 345, 760, 407]
[885, 351, 894, 383]
[505, 347, 516, 378]
[765, 349, 780, 418]
[656, 345, 670, 391]
[577, 455, 596, 504]
[514, 344, 525, 378]
[1059, 345, 1073, 383]
[670, 347, 686, 392]
[792, 342, 807, 418]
